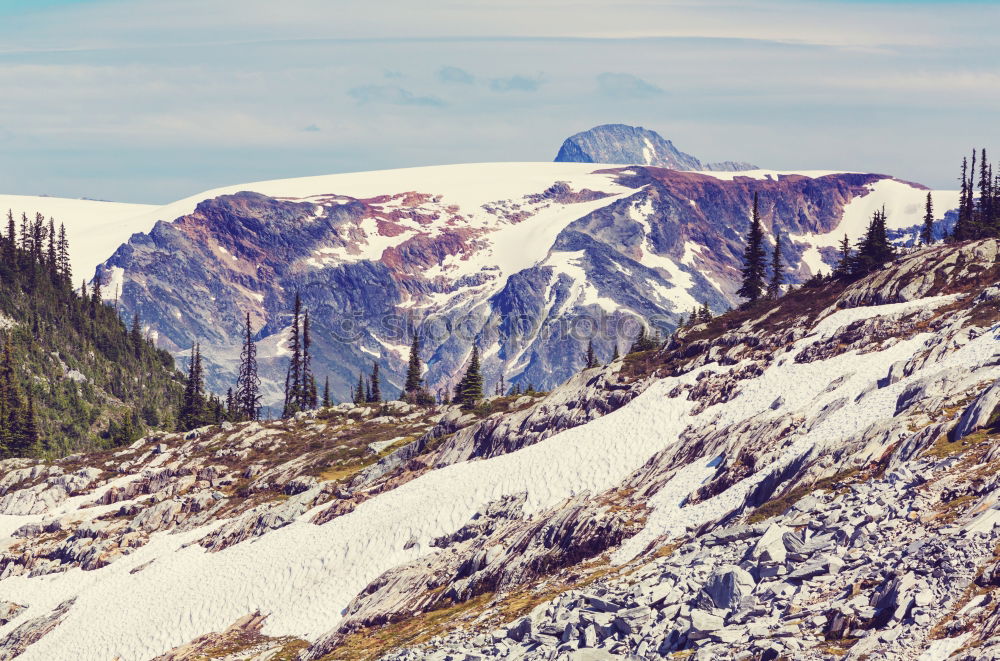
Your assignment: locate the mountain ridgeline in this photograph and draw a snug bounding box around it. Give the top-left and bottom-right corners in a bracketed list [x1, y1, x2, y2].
[0, 210, 183, 458]
[94, 163, 952, 408]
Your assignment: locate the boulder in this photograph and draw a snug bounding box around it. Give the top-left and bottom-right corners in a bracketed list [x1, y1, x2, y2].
[701, 565, 755, 611]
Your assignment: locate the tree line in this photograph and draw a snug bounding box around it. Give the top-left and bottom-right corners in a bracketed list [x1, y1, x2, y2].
[0, 210, 183, 457]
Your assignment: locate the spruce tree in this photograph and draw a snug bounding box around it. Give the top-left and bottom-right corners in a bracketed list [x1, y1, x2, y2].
[302, 310, 315, 410]
[737, 192, 767, 304]
[584, 340, 598, 369]
[353, 373, 365, 405]
[852, 207, 895, 276]
[322, 376, 331, 408]
[457, 345, 483, 409]
[282, 293, 303, 418]
[404, 333, 423, 394]
[834, 234, 852, 278]
[611, 344, 620, 361]
[921, 192, 935, 245]
[178, 344, 206, 431]
[368, 362, 382, 402]
[766, 232, 784, 300]
[236, 313, 260, 421]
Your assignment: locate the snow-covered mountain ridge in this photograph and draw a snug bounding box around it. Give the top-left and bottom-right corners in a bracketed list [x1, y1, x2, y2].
[89, 162, 959, 405]
[1, 238, 1000, 659]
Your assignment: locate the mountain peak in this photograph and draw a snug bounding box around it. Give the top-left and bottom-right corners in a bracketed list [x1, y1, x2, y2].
[554, 123, 758, 172]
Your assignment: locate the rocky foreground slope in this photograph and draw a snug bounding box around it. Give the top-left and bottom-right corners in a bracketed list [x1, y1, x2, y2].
[2, 240, 1000, 660]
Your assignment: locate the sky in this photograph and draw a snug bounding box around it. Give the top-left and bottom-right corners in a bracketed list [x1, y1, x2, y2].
[0, 0, 998, 203]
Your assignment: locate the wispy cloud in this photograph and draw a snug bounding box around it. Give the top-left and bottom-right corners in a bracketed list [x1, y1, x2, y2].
[596, 72, 664, 98]
[348, 85, 445, 107]
[438, 66, 474, 84]
[490, 75, 542, 93]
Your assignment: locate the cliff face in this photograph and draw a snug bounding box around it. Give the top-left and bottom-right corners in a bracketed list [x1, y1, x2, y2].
[95, 163, 955, 405]
[554, 124, 757, 171]
[2, 240, 1000, 661]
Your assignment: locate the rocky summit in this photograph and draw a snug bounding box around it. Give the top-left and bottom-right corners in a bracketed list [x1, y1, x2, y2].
[3, 238, 1000, 660]
[95, 162, 956, 406]
[554, 124, 758, 172]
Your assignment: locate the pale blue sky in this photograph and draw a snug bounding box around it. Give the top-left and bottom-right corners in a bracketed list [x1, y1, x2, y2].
[1, 0, 998, 202]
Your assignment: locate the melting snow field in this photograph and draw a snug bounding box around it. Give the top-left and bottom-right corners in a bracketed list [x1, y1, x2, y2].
[0, 295, 992, 660]
[615, 295, 993, 563]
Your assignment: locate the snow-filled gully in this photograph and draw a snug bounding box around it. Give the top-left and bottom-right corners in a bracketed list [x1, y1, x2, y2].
[0, 295, 994, 660]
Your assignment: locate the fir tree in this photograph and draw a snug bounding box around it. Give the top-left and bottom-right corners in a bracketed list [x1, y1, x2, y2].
[852, 207, 895, 276]
[456, 346, 483, 409]
[698, 302, 712, 323]
[302, 310, 316, 410]
[737, 192, 767, 304]
[353, 373, 365, 405]
[368, 362, 382, 402]
[404, 333, 423, 394]
[322, 376, 331, 408]
[584, 340, 598, 369]
[834, 234, 852, 278]
[921, 192, 935, 245]
[177, 345, 206, 432]
[282, 293, 303, 418]
[236, 313, 260, 421]
[766, 231, 784, 300]
[611, 344, 620, 361]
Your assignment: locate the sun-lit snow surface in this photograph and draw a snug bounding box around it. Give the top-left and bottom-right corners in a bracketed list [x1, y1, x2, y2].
[613, 294, 983, 563]
[796, 179, 960, 274]
[0, 195, 156, 283]
[3, 165, 956, 301]
[0, 295, 997, 660]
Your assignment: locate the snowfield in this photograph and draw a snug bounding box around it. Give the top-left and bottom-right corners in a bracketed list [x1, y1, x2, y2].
[3, 164, 958, 290]
[0, 295, 995, 660]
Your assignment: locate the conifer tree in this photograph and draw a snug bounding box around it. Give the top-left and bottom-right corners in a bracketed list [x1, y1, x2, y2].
[178, 344, 206, 431]
[322, 376, 331, 408]
[921, 192, 935, 245]
[584, 340, 598, 369]
[57, 223, 70, 282]
[282, 293, 303, 417]
[698, 302, 712, 322]
[404, 333, 423, 394]
[456, 346, 483, 408]
[353, 373, 365, 405]
[368, 362, 382, 402]
[611, 344, 620, 362]
[4, 210, 14, 267]
[302, 310, 316, 410]
[236, 313, 260, 421]
[852, 207, 895, 276]
[834, 234, 852, 278]
[766, 232, 784, 300]
[129, 312, 143, 358]
[737, 192, 767, 304]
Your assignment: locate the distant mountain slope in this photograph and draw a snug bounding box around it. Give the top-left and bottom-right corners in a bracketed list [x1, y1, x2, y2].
[0, 195, 157, 282]
[554, 124, 757, 171]
[92, 163, 959, 405]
